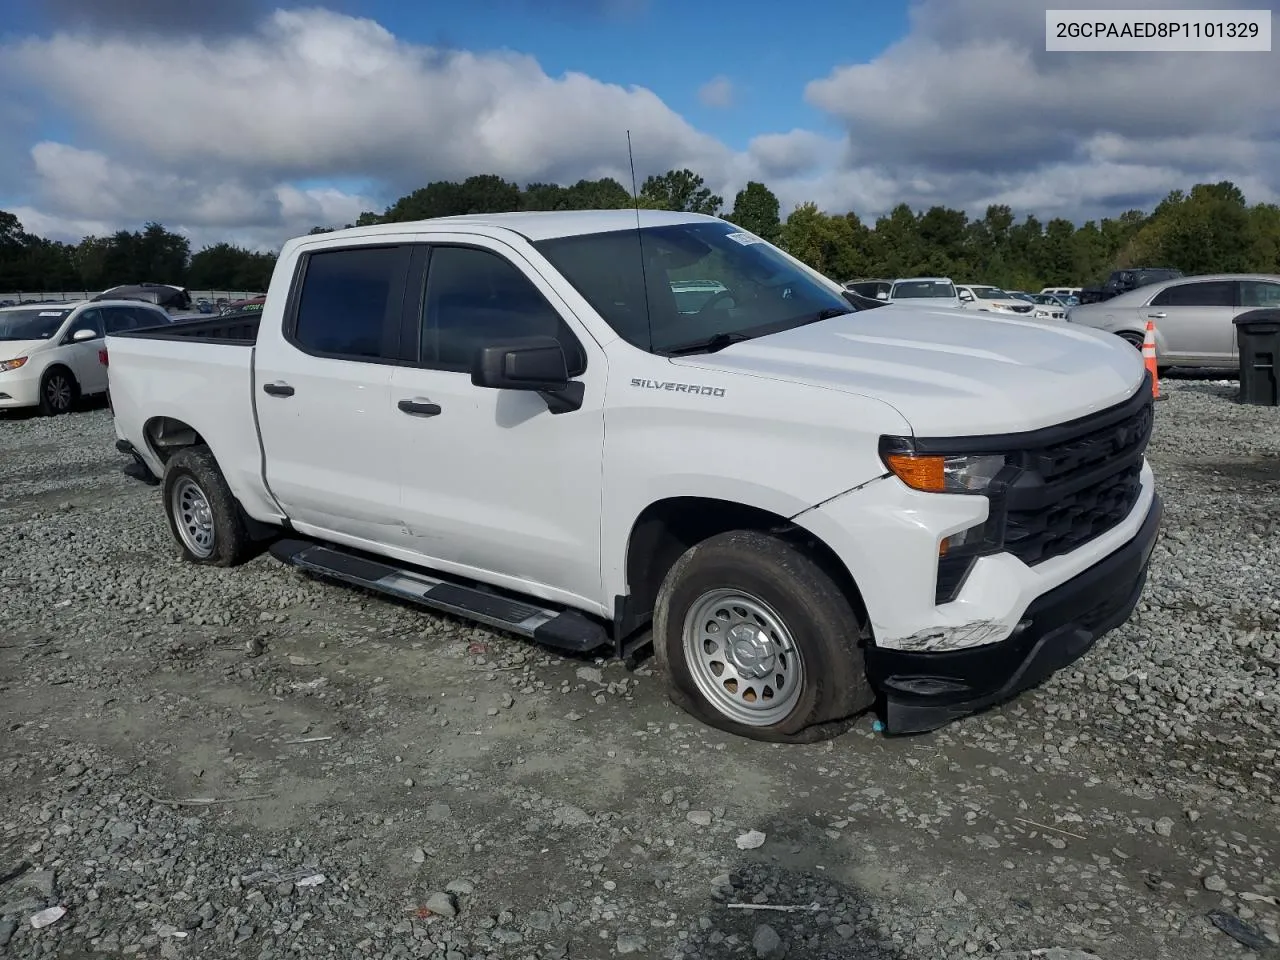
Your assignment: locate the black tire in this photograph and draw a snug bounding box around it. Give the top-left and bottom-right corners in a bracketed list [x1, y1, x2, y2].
[161, 446, 254, 566]
[38, 366, 79, 416]
[652, 530, 874, 743]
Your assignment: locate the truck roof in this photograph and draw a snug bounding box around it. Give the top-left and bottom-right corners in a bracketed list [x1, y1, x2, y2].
[287, 210, 722, 250]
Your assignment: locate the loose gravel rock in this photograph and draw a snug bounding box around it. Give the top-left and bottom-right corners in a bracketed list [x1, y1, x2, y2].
[1, 379, 1279, 960]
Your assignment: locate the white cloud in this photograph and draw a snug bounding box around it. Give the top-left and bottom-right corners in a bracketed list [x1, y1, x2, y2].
[20, 142, 377, 250]
[801, 0, 1280, 217]
[747, 130, 840, 180]
[7, 8, 731, 190]
[698, 76, 734, 109]
[2, 0, 1277, 254]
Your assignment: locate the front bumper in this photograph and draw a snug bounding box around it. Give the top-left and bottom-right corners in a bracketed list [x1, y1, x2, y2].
[865, 492, 1162, 734]
[0, 368, 41, 408]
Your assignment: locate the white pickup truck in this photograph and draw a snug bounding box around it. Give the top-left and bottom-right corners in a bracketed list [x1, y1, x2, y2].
[106, 210, 1162, 743]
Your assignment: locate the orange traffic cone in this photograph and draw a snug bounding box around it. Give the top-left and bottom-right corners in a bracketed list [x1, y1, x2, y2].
[1142, 319, 1164, 401]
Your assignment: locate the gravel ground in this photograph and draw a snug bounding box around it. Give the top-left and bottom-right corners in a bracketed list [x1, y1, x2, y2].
[1, 378, 1278, 960]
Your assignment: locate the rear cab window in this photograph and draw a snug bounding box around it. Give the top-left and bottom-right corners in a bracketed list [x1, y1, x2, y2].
[288, 245, 413, 360]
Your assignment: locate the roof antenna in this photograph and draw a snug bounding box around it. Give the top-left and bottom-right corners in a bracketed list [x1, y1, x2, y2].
[626, 129, 654, 353]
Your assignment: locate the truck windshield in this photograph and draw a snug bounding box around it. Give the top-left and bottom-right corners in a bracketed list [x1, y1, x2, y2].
[0, 308, 71, 340]
[532, 220, 853, 353]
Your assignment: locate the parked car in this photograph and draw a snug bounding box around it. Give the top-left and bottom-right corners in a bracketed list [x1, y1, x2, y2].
[0, 299, 172, 415]
[843, 278, 893, 300]
[1029, 294, 1071, 320]
[1041, 286, 1082, 300]
[95, 283, 194, 313]
[956, 285, 1034, 315]
[1066, 273, 1280, 370]
[196, 298, 214, 314]
[1078, 268, 1183, 305]
[105, 210, 1160, 743]
[887, 276, 962, 310]
[221, 296, 266, 315]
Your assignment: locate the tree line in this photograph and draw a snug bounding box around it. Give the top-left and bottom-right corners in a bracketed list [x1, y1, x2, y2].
[3, 173, 1278, 295]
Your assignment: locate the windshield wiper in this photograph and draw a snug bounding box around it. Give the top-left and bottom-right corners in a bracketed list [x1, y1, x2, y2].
[662, 332, 756, 355]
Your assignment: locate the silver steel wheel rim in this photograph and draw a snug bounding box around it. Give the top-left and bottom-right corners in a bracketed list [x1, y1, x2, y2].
[171, 477, 215, 558]
[45, 375, 71, 411]
[682, 589, 805, 726]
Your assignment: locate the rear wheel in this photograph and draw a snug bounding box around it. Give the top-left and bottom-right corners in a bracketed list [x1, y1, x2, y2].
[653, 530, 874, 743]
[162, 447, 254, 566]
[38, 367, 78, 416]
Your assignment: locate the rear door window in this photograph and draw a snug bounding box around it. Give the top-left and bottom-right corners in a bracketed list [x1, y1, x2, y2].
[290, 246, 412, 360]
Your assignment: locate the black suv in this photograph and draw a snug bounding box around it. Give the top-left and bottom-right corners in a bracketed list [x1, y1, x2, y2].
[1079, 267, 1183, 305]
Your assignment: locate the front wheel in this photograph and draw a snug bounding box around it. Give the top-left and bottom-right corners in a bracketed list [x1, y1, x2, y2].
[162, 447, 254, 566]
[653, 530, 874, 743]
[38, 367, 78, 416]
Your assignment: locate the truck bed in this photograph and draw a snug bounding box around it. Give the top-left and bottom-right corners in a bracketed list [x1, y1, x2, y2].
[106, 312, 269, 519]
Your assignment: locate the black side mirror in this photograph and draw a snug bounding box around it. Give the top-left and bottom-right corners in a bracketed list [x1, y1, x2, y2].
[471, 336, 584, 414]
[842, 290, 887, 311]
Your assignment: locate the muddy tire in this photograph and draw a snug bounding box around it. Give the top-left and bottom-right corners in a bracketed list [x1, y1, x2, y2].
[653, 530, 874, 743]
[162, 446, 254, 567]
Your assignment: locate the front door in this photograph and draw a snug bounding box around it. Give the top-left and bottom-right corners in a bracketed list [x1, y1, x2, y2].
[1144, 279, 1235, 365]
[388, 238, 606, 609]
[61, 307, 109, 396]
[254, 242, 413, 543]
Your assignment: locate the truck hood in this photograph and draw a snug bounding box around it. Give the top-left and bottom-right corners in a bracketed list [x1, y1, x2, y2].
[0, 339, 49, 362]
[674, 308, 1146, 436]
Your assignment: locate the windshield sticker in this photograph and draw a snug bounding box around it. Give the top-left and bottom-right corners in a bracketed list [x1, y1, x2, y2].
[724, 231, 764, 245]
[39, 310, 66, 316]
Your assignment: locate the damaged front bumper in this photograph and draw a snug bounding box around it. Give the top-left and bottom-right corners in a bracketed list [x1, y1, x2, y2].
[865, 492, 1162, 735]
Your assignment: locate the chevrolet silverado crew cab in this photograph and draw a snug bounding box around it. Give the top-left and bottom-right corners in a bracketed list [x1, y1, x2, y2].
[106, 211, 1162, 742]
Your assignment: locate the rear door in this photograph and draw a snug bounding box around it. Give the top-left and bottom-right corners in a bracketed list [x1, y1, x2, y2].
[1234, 278, 1280, 364]
[1144, 279, 1234, 364]
[253, 243, 415, 543]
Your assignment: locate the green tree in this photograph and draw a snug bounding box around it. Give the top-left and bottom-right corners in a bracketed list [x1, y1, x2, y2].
[639, 168, 723, 215]
[727, 181, 781, 242]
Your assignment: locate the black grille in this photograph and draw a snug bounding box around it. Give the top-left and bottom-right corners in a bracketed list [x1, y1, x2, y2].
[1009, 304, 1033, 313]
[1001, 390, 1154, 566]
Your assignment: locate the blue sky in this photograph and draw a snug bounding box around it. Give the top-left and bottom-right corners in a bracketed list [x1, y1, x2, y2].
[342, 0, 910, 149]
[1, 0, 1275, 250]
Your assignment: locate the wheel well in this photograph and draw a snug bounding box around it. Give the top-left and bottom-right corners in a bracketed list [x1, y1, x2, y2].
[143, 416, 206, 465]
[41, 363, 76, 383]
[621, 496, 868, 638]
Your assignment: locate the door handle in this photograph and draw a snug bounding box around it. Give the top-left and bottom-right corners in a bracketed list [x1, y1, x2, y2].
[398, 398, 442, 417]
[1147, 312, 1167, 319]
[263, 381, 294, 397]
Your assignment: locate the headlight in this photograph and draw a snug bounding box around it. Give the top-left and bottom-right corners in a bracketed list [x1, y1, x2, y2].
[0, 357, 28, 372]
[879, 445, 1009, 494]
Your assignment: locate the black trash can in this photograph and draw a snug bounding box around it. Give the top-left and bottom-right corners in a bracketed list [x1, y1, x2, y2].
[1234, 308, 1280, 407]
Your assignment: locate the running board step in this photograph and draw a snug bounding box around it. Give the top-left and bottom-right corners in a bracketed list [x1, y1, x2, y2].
[268, 539, 609, 654]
